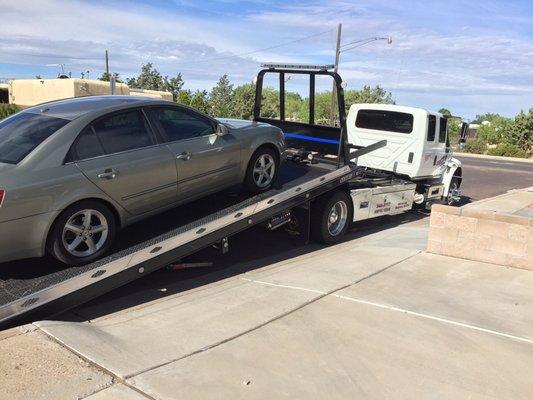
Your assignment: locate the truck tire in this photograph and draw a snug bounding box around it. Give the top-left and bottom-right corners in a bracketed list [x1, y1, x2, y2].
[311, 190, 353, 244]
[446, 177, 461, 205]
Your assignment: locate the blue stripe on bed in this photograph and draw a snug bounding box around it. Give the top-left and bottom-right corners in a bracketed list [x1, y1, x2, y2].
[283, 132, 340, 145]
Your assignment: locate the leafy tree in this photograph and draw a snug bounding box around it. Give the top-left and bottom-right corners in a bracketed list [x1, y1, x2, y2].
[190, 90, 210, 115]
[0, 104, 20, 120]
[438, 108, 452, 117]
[472, 112, 500, 124]
[164, 73, 185, 102]
[344, 85, 394, 111]
[209, 75, 234, 117]
[508, 109, 532, 154]
[176, 89, 192, 105]
[127, 63, 184, 101]
[99, 72, 121, 82]
[258, 87, 280, 119]
[477, 116, 514, 145]
[232, 83, 256, 120]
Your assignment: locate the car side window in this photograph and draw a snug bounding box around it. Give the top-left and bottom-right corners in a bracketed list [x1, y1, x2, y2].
[150, 107, 214, 142]
[70, 127, 106, 161]
[427, 115, 436, 142]
[92, 110, 154, 155]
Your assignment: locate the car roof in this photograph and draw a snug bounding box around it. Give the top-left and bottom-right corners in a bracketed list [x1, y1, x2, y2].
[22, 95, 173, 120]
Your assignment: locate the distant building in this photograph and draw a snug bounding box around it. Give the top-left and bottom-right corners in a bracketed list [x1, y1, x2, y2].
[0, 78, 172, 107]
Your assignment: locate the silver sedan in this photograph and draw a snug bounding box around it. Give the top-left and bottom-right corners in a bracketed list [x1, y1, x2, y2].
[0, 96, 285, 265]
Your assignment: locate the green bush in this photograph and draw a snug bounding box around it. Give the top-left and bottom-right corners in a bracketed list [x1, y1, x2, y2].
[463, 138, 487, 154]
[487, 143, 527, 158]
[0, 103, 21, 120]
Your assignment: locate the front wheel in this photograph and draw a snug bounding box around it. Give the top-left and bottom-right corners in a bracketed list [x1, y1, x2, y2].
[244, 147, 279, 193]
[47, 200, 116, 265]
[311, 190, 353, 244]
[446, 177, 461, 205]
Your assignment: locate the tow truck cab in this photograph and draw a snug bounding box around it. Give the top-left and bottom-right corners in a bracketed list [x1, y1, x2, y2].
[347, 104, 463, 204]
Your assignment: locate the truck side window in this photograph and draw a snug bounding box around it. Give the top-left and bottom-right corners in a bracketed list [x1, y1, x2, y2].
[439, 117, 447, 143]
[427, 115, 436, 142]
[355, 110, 413, 134]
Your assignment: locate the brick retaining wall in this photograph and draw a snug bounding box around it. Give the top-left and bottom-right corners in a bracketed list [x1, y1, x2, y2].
[427, 204, 532, 270]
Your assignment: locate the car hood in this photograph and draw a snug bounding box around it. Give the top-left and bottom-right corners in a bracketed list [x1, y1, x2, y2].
[216, 118, 265, 130]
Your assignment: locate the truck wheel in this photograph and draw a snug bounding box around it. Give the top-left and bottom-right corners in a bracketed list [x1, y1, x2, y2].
[244, 147, 279, 193]
[446, 177, 460, 205]
[47, 200, 116, 266]
[311, 190, 353, 244]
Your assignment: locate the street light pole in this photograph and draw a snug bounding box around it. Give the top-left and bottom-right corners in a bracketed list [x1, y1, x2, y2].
[329, 33, 392, 125]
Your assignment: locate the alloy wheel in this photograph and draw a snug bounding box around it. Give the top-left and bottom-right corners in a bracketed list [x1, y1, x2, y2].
[253, 154, 276, 188]
[62, 209, 109, 257]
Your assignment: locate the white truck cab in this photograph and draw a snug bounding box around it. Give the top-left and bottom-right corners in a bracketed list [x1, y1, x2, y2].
[347, 103, 462, 206]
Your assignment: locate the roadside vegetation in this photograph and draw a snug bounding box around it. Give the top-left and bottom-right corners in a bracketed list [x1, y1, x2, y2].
[1, 63, 530, 159]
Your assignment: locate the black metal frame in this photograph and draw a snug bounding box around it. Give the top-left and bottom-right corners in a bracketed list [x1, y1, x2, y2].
[253, 67, 350, 166]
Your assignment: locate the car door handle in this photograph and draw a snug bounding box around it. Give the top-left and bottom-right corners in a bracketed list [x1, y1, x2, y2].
[97, 169, 119, 180]
[176, 152, 191, 161]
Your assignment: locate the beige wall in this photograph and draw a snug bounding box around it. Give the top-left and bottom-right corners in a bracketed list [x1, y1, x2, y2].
[129, 88, 173, 101]
[8, 79, 130, 108]
[427, 204, 532, 270]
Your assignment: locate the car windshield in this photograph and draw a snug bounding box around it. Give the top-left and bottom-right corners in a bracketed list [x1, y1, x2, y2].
[0, 112, 69, 164]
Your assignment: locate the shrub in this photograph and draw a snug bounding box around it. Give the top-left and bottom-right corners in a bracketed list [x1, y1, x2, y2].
[487, 143, 527, 158]
[463, 138, 487, 154]
[0, 103, 21, 120]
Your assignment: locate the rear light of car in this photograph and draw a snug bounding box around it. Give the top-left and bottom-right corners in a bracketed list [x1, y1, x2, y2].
[0, 190, 4, 207]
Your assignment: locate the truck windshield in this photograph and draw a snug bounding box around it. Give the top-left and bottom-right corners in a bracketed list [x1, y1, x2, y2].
[0, 112, 69, 164]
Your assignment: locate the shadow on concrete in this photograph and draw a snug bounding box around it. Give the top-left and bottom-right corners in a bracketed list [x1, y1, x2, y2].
[58, 210, 428, 323]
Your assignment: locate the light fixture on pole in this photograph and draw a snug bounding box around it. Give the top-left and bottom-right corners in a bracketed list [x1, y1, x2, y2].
[330, 30, 392, 124]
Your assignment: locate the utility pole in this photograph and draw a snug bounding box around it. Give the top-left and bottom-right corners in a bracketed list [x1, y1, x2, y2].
[105, 50, 109, 75]
[330, 23, 342, 125]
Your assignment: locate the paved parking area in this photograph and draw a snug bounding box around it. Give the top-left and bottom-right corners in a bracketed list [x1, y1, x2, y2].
[2, 215, 532, 399]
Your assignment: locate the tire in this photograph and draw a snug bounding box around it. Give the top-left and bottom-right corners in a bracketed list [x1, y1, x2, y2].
[244, 147, 279, 193]
[311, 190, 353, 244]
[47, 200, 116, 265]
[446, 177, 461, 206]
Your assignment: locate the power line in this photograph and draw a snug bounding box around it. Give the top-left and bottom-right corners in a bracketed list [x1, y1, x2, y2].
[170, 27, 336, 67]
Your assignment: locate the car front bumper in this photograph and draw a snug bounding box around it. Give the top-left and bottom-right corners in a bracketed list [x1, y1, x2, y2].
[0, 211, 57, 264]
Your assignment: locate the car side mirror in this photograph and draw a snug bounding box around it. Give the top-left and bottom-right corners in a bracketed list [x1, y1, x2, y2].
[216, 124, 229, 136]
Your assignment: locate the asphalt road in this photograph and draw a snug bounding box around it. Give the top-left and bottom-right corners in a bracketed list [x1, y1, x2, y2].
[455, 155, 533, 203]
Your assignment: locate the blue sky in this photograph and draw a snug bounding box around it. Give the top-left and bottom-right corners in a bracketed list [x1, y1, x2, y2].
[0, 0, 532, 119]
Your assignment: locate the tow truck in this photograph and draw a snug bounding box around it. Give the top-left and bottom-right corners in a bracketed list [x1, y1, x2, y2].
[0, 63, 462, 329]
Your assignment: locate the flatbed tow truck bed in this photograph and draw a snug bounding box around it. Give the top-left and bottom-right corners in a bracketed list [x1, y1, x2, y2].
[0, 161, 354, 328]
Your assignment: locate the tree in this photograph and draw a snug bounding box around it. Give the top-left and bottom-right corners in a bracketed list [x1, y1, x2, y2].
[127, 63, 184, 101]
[472, 112, 500, 124]
[508, 109, 532, 154]
[99, 72, 121, 82]
[209, 75, 234, 117]
[344, 85, 394, 109]
[190, 90, 210, 115]
[232, 83, 256, 120]
[477, 115, 514, 145]
[438, 108, 452, 117]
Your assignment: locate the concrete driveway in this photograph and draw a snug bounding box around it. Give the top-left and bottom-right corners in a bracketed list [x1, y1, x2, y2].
[1, 215, 532, 399]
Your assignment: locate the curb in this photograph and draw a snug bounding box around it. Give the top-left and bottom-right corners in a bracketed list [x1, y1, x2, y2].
[454, 152, 533, 164]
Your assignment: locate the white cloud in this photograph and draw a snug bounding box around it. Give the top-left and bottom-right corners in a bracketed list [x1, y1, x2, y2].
[0, 0, 531, 118]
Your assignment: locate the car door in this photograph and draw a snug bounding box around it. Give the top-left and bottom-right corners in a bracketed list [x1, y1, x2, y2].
[420, 114, 439, 176]
[147, 106, 241, 202]
[73, 109, 178, 215]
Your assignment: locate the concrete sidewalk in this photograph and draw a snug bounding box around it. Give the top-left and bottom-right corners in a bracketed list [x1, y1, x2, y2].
[1, 215, 532, 399]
